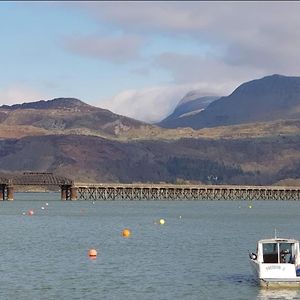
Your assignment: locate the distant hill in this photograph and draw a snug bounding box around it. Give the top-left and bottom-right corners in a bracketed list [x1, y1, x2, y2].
[0, 97, 146, 138]
[1, 133, 300, 185]
[0, 97, 90, 110]
[162, 74, 300, 129]
[158, 91, 219, 128]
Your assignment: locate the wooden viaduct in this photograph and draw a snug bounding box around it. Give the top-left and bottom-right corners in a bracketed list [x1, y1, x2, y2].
[1, 173, 300, 201]
[75, 183, 300, 201]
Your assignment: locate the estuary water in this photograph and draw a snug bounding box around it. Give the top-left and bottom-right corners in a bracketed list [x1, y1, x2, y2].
[1, 193, 300, 300]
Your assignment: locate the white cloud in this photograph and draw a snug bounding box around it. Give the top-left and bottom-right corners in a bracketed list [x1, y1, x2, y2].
[99, 82, 234, 123]
[65, 35, 143, 63]
[70, 2, 300, 39]
[0, 85, 45, 106]
[69, 2, 217, 34]
[68, 2, 300, 74]
[155, 52, 266, 85]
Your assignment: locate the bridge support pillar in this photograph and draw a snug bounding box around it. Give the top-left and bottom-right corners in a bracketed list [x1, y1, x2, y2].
[0, 185, 4, 201]
[61, 186, 68, 200]
[70, 186, 77, 201]
[7, 186, 14, 201]
[61, 185, 77, 200]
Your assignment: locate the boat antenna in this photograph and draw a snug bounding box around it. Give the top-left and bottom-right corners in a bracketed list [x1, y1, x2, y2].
[274, 228, 277, 239]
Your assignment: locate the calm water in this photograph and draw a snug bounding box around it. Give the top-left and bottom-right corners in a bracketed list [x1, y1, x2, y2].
[1, 194, 300, 300]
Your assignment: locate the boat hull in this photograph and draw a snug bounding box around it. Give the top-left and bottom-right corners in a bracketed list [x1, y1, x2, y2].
[260, 278, 300, 288]
[250, 259, 300, 287]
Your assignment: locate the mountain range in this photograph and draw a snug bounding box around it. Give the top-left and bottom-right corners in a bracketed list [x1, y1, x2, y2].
[160, 74, 300, 129]
[1, 74, 300, 185]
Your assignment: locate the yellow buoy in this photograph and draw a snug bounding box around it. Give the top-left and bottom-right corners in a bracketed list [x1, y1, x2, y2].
[88, 249, 97, 257]
[248, 205, 252, 209]
[159, 218, 165, 225]
[122, 228, 131, 238]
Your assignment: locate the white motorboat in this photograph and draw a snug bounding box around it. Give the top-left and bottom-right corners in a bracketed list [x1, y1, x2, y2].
[249, 236, 300, 287]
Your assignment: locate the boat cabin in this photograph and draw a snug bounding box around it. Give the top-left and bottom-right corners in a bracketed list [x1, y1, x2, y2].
[256, 238, 300, 264]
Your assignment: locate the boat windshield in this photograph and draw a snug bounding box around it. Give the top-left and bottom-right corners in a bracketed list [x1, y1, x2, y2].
[263, 242, 294, 263]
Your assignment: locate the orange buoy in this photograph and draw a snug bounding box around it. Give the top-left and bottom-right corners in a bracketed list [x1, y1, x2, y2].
[122, 228, 131, 238]
[27, 210, 34, 216]
[88, 249, 97, 258]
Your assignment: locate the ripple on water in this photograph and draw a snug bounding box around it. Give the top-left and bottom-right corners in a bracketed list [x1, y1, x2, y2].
[1, 197, 300, 299]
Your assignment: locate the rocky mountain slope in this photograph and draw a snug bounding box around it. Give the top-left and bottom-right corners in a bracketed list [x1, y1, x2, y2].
[0, 97, 146, 139]
[164, 74, 300, 129]
[1, 134, 300, 185]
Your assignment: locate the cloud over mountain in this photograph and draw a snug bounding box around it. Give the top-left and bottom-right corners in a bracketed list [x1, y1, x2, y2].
[100, 83, 230, 123]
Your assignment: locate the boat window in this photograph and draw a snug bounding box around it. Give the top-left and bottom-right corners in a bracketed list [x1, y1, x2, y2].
[263, 243, 278, 263]
[279, 243, 293, 263]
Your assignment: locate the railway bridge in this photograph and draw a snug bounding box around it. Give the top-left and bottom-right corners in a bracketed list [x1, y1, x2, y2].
[1, 173, 300, 201]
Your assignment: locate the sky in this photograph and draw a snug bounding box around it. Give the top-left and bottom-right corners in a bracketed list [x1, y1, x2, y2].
[1, 1, 300, 123]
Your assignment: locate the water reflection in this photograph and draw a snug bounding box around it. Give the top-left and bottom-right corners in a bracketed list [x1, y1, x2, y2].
[220, 273, 257, 286]
[257, 288, 300, 300]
